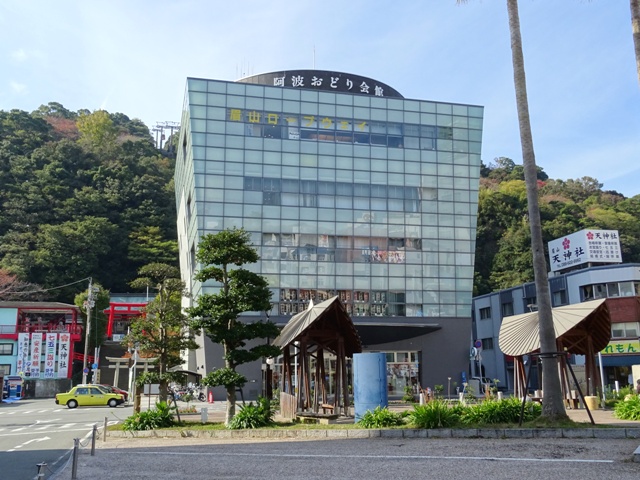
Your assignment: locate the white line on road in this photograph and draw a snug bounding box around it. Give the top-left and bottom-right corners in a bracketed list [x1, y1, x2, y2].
[0, 427, 96, 437]
[6, 436, 50, 452]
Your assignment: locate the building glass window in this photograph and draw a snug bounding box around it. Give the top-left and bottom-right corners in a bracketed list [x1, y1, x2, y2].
[611, 322, 640, 338]
[481, 338, 494, 350]
[479, 307, 491, 320]
[552, 290, 567, 307]
[501, 302, 514, 317]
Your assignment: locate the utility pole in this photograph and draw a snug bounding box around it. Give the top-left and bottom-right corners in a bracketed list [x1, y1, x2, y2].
[82, 279, 96, 384]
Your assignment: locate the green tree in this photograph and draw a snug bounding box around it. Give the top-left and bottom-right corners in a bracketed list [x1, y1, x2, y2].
[31, 102, 76, 120]
[187, 228, 280, 426]
[76, 110, 118, 155]
[124, 263, 198, 403]
[31, 217, 118, 299]
[128, 226, 179, 267]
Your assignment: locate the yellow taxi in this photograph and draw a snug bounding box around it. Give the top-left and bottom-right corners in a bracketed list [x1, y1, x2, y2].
[55, 385, 125, 409]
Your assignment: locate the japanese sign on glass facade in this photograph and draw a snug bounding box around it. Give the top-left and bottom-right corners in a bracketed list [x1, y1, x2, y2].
[548, 229, 622, 272]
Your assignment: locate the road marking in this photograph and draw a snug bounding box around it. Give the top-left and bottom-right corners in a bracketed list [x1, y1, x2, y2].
[0, 427, 96, 437]
[6, 436, 50, 452]
[129, 451, 615, 465]
[59, 423, 77, 429]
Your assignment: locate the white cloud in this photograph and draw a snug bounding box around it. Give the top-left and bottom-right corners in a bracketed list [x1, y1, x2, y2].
[10, 81, 27, 94]
[11, 48, 27, 62]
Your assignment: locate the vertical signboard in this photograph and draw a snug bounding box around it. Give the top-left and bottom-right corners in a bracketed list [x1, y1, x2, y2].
[30, 332, 42, 378]
[16, 333, 29, 375]
[44, 333, 58, 378]
[57, 333, 70, 378]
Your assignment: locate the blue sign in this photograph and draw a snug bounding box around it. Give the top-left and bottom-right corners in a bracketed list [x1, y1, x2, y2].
[83, 368, 89, 374]
[92, 363, 98, 370]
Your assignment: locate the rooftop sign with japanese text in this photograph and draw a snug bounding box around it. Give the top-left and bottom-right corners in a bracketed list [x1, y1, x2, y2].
[238, 70, 404, 98]
[548, 229, 622, 272]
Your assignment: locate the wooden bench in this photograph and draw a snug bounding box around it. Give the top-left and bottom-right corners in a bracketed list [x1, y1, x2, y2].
[565, 391, 579, 409]
[321, 403, 335, 414]
[296, 413, 340, 425]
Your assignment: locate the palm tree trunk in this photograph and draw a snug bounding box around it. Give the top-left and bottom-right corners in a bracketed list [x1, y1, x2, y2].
[506, 0, 568, 420]
[632, 0, 640, 87]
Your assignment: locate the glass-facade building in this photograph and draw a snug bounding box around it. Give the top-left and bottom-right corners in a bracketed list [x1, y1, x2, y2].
[175, 71, 483, 397]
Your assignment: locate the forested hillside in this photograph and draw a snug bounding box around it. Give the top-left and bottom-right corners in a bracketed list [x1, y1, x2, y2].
[475, 157, 640, 295]
[1, 105, 639, 302]
[0, 103, 177, 301]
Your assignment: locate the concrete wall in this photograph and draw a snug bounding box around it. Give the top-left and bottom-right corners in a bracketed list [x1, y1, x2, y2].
[23, 378, 72, 399]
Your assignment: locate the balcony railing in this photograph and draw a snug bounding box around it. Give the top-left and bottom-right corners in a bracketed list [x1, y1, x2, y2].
[0, 324, 82, 335]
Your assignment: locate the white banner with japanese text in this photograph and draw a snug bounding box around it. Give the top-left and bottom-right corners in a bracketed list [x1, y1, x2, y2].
[16, 333, 29, 375]
[57, 333, 71, 378]
[30, 332, 42, 378]
[44, 333, 58, 378]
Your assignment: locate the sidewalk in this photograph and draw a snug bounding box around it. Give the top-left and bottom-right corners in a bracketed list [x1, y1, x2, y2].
[142, 398, 640, 428]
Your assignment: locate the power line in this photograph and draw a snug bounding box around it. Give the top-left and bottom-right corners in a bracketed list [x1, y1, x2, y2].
[1, 276, 92, 296]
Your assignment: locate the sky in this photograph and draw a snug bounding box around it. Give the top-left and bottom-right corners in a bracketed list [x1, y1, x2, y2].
[1, 1, 639, 197]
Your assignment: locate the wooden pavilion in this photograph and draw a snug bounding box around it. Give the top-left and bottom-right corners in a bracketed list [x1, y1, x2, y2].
[499, 298, 611, 401]
[272, 296, 362, 417]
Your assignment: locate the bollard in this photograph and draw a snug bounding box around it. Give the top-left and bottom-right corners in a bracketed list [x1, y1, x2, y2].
[36, 462, 46, 479]
[201, 407, 208, 423]
[91, 424, 97, 456]
[419, 393, 425, 405]
[103, 417, 108, 442]
[71, 438, 79, 480]
[497, 391, 503, 401]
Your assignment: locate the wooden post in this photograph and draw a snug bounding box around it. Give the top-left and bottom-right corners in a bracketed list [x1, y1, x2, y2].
[339, 338, 349, 416]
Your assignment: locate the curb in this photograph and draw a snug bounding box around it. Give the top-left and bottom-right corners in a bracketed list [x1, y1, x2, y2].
[107, 426, 640, 441]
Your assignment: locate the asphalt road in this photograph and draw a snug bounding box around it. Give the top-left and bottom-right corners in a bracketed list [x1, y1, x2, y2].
[0, 398, 126, 480]
[64, 436, 640, 480]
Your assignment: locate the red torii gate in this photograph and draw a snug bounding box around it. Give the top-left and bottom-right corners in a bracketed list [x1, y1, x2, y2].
[105, 302, 147, 338]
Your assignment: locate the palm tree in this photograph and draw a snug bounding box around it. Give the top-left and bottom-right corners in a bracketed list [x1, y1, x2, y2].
[457, 0, 568, 420]
[632, 0, 640, 86]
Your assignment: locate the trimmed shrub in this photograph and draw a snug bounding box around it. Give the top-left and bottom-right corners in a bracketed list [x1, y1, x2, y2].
[123, 401, 176, 431]
[358, 406, 405, 428]
[408, 400, 461, 429]
[462, 397, 541, 425]
[229, 396, 275, 429]
[614, 395, 640, 421]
